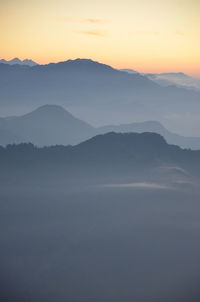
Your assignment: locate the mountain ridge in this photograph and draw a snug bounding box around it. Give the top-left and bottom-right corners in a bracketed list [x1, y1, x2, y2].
[1, 58, 200, 134]
[1, 132, 199, 175]
[1, 58, 199, 113]
[1, 104, 200, 149]
[0, 57, 37, 66]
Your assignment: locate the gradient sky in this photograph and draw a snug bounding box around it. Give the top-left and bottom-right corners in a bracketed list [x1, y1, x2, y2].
[0, 0, 200, 75]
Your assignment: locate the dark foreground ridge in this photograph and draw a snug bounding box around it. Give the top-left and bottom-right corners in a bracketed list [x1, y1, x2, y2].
[0, 131, 198, 164]
[1, 132, 200, 186]
[1, 133, 200, 302]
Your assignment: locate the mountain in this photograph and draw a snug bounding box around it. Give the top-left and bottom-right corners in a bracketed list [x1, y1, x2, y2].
[1, 105, 200, 149]
[98, 120, 200, 150]
[144, 72, 200, 91]
[1, 132, 200, 185]
[74, 132, 171, 163]
[0, 57, 37, 66]
[120, 69, 200, 91]
[0, 105, 95, 146]
[120, 68, 139, 74]
[0, 58, 200, 133]
[0, 132, 184, 168]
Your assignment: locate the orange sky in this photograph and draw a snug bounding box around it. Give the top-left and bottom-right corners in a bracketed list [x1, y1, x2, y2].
[0, 0, 200, 76]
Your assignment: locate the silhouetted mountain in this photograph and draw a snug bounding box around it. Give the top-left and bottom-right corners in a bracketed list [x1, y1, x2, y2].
[0, 105, 94, 146]
[1, 58, 200, 132]
[1, 132, 200, 171]
[1, 131, 200, 190]
[98, 121, 200, 149]
[0, 57, 37, 66]
[1, 105, 200, 148]
[74, 132, 171, 163]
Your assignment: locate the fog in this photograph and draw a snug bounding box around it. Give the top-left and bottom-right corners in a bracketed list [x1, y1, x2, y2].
[1, 178, 200, 302]
[1, 57, 200, 301]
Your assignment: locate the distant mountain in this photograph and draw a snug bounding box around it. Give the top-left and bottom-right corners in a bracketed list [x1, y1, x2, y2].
[0, 57, 37, 66]
[98, 121, 200, 150]
[1, 105, 200, 149]
[1, 58, 200, 133]
[144, 72, 200, 91]
[120, 68, 200, 91]
[0, 105, 95, 146]
[120, 68, 139, 74]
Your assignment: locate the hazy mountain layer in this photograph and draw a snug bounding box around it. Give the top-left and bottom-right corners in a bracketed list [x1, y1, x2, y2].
[98, 121, 200, 150]
[121, 69, 200, 91]
[146, 72, 200, 91]
[1, 59, 200, 134]
[0, 57, 37, 66]
[1, 105, 200, 149]
[0, 105, 95, 146]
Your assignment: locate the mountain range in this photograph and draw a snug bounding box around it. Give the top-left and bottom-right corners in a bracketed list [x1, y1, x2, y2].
[120, 68, 200, 91]
[0, 57, 37, 66]
[145, 72, 200, 91]
[0, 58, 200, 134]
[1, 104, 200, 149]
[1, 57, 200, 302]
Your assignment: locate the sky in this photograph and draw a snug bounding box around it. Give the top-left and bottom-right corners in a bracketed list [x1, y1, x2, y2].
[0, 0, 200, 75]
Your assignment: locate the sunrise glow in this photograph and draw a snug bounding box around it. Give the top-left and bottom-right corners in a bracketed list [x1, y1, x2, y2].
[0, 0, 200, 75]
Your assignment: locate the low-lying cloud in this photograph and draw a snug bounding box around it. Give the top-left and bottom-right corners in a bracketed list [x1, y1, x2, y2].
[101, 182, 170, 190]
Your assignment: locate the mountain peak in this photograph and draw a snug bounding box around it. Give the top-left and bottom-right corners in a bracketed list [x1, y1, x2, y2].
[24, 104, 74, 119]
[35, 104, 66, 111]
[79, 131, 167, 150]
[63, 58, 109, 65]
[10, 58, 21, 64]
[43, 58, 114, 72]
[67, 58, 96, 64]
[0, 58, 37, 66]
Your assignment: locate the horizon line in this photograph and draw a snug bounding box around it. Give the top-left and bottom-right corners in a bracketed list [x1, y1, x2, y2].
[1, 56, 199, 77]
